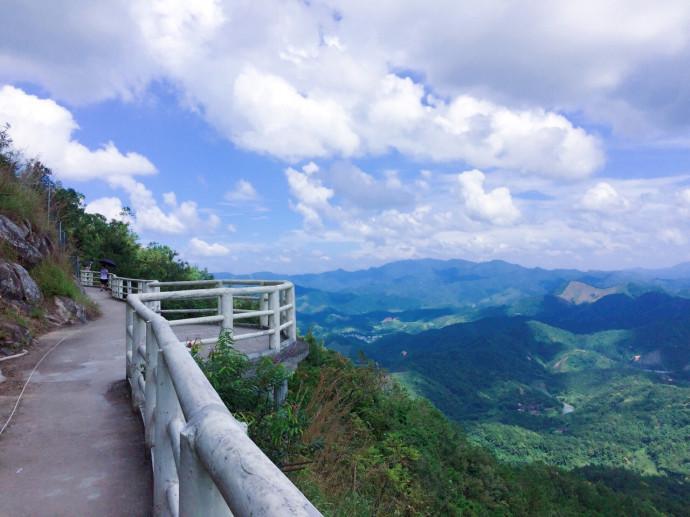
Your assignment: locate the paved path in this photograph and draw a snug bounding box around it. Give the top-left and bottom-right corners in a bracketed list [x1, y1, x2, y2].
[0, 289, 151, 517]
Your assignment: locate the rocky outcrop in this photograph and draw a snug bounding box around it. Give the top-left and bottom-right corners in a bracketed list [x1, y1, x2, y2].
[0, 214, 52, 267]
[46, 296, 86, 326]
[1, 213, 88, 352]
[0, 260, 42, 304]
[0, 320, 32, 351]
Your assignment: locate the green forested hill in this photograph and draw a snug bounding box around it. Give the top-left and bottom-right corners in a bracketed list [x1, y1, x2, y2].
[251, 260, 690, 511]
[349, 294, 690, 487]
[199, 333, 688, 515]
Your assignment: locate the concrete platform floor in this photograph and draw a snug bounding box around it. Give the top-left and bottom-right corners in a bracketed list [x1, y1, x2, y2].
[0, 289, 151, 517]
[171, 323, 273, 356]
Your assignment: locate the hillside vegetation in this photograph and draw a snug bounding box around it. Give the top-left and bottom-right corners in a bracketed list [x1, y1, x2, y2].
[346, 292, 690, 494]
[0, 127, 97, 350]
[275, 263, 690, 512]
[197, 331, 685, 515]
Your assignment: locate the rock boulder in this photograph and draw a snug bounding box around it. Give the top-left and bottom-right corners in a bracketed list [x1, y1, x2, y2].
[0, 320, 33, 351]
[0, 214, 52, 267]
[46, 296, 86, 326]
[0, 260, 42, 304]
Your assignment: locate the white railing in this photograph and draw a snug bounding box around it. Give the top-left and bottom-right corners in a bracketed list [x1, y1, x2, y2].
[126, 291, 318, 516]
[79, 271, 313, 515]
[80, 270, 155, 301]
[148, 279, 297, 353]
[80, 271, 298, 355]
[80, 268, 98, 287]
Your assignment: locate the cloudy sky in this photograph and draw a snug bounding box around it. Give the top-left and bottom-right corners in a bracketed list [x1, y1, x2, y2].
[2, 0, 690, 273]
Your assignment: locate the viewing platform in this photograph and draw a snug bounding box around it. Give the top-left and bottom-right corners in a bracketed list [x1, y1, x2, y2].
[80, 271, 303, 362]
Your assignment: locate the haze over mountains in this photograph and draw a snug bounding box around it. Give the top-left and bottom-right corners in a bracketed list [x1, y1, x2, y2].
[216, 257, 690, 313]
[217, 258, 690, 480]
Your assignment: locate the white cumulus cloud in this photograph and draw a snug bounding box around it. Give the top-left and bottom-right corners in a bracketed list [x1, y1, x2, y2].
[458, 170, 521, 225]
[108, 177, 219, 235]
[581, 182, 630, 212]
[0, 85, 155, 180]
[0, 3, 618, 177]
[84, 197, 130, 223]
[189, 238, 230, 256]
[225, 179, 258, 202]
[231, 68, 360, 160]
[285, 164, 336, 226]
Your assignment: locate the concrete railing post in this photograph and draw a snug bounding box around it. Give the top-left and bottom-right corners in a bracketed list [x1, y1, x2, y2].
[152, 284, 161, 313]
[153, 355, 181, 515]
[130, 313, 140, 384]
[288, 285, 297, 342]
[179, 424, 231, 517]
[260, 293, 269, 328]
[143, 282, 156, 311]
[269, 288, 280, 350]
[126, 305, 134, 379]
[131, 316, 147, 412]
[145, 323, 158, 449]
[220, 291, 234, 336]
[216, 281, 223, 319]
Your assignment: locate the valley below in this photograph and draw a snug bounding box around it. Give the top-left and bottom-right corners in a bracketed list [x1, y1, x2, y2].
[277, 259, 690, 484]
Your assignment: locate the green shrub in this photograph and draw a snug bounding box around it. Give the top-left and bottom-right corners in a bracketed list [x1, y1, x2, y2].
[193, 330, 296, 463]
[29, 306, 45, 319]
[31, 260, 81, 299]
[31, 259, 100, 317]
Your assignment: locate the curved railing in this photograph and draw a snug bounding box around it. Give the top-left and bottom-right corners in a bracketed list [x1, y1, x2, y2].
[79, 270, 154, 300]
[127, 290, 317, 516]
[79, 271, 315, 516]
[79, 273, 298, 352]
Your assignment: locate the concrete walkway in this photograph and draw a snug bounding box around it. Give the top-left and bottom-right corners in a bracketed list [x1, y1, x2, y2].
[0, 289, 151, 516]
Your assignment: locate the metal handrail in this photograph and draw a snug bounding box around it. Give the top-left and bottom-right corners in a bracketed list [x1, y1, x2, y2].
[126, 294, 319, 516]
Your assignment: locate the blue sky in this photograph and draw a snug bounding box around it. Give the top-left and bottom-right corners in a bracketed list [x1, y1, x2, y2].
[2, 1, 690, 273]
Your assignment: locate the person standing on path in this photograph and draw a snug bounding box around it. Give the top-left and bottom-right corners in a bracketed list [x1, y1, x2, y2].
[99, 266, 109, 291]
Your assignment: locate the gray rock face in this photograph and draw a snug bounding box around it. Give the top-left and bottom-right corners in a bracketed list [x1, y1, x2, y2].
[0, 320, 33, 350]
[47, 296, 86, 326]
[0, 260, 42, 304]
[0, 214, 52, 267]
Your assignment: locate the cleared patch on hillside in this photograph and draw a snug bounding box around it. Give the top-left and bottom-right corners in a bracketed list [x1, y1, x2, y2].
[558, 280, 621, 304]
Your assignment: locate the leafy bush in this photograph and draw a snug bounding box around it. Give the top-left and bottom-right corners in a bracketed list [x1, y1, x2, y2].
[193, 330, 299, 463]
[31, 260, 81, 299]
[0, 129, 54, 235]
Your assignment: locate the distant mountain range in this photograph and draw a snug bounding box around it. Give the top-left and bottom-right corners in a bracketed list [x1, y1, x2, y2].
[215, 258, 690, 314]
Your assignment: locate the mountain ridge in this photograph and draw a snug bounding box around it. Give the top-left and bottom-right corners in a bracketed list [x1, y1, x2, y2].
[215, 258, 690, 315]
